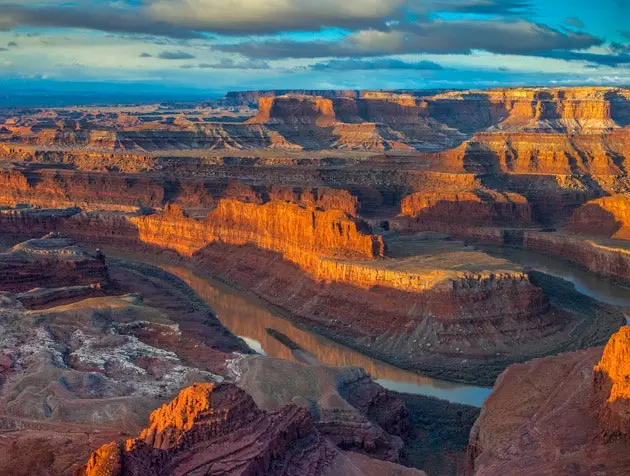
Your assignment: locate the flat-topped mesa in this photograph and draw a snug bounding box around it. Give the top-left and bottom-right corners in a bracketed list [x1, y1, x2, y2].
[567, 195, 630, 240]
[249, 95, 337, 125]
[395, 191, 532, 233]
[593, 326, 630, 441]
[0, 234, 109, 292]
[82, 382, 422, 476]
[247, 87, 630, 133]
[131, 199, 385, 263]
[435, 86, 630, 131]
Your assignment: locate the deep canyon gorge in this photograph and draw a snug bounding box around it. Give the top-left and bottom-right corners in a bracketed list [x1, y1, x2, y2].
[1, 86, 630, 475]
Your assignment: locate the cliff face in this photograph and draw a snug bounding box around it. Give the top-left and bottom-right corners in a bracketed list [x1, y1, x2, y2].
[251, 96, 337, 125]
[397, 191, 532, 231]
[249, 87, 630, 134]
[431, 132, 630, 175]
[0, 168, 164, 211]
[593, 327, 630, 441]
[82, 382, 423, 476]
[466, 327, 630, 475]
[522, 231, 630, 282]
[131, 199, 385, 263]
[567, 195, 630, 240]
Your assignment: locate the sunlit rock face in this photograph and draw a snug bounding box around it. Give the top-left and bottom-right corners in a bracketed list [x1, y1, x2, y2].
[568, 195, 630, 240]
[466, 327, 630, 476]
[81, 382, 424, 476]
[594, 326, 630, 441]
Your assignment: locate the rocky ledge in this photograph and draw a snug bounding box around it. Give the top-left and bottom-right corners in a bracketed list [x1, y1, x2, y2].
[0, 233, 109, 293]
[81, 382, 424, 476]
[466, 326, 630, 475]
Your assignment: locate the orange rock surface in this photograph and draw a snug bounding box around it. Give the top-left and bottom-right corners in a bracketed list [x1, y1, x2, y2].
[131, 199, 384, 262]
[523, 231, 630, 282]
[467, 327, 630, 475]
[82, 382, 423, 476]
[568, 194, 630, 240]
[398, 191, 532, 231]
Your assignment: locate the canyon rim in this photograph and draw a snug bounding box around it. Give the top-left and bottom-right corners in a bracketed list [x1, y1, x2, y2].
[1, 1, 630, 475]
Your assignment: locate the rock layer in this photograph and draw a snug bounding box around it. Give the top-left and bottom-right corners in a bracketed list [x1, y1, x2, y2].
[0, 234, 109, 292]
[81, 382, 423, 476]
[466, 327, 630, 475]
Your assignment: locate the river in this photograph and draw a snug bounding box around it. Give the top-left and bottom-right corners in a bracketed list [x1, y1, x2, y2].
[110, 245, 629, 408]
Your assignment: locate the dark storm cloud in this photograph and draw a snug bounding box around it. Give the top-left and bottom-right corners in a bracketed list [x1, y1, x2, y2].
[0, 3, 204, 39]
[310, 58, 443, 71]
[216, 20, 602, 59]
[539, 51, 630, 67]
[0, 0, 535, 39]
[418, 0, 531, 15]
[157, 50, 196, 60]
[565, 17, 585, 29]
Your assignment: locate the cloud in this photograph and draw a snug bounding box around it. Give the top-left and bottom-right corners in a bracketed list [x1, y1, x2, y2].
[158, 50, 196, 60]
[217, 20, 602, 58]
[197, 58, 270, 69]
[7, 41, 17, 47]
[621, 31, 630, 40]
[145, 0, 405, 34]
[0, 0, 537, 38]
[310, 58, 443, 71]
[538, 44, 630, 67]
[564, 17, 584, 29]
[139, 52, 153, 58]
[0, 3, 204, 39]
[0, 47, 7, 52]
[413, 0, 531, 15]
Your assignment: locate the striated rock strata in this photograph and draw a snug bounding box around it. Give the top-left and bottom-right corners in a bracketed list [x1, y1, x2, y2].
[567, 194, 630, 240]
[466, 326, 630, 475]
[0, 234, 109, 292]
[81, 382, 424, 476]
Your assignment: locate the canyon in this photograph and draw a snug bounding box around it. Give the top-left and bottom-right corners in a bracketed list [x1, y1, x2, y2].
[1, 86, 630, 475]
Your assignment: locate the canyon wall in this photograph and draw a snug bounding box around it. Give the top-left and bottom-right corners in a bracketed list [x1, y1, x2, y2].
[467, 326, 630, 475]
[395, 191, 532, 233]
[130, 200, 384, 263]
[81, 382, 423, 476]
[522, 231, 630, 282]
[250, 87, 630, 133]
[430, 131, 630, 175]
[0, 167, 362, 215]
[567, 194, 630, 240]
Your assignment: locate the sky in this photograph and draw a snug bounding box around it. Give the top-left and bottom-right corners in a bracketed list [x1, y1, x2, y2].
[0, 0, 629, 98]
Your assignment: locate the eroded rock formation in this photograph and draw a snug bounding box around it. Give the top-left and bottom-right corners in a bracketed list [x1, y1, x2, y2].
[81, 382, 423, 476]
[0, 234, 108, 292]
[131, 199, 384, 262]
[466, 326, 630, 475]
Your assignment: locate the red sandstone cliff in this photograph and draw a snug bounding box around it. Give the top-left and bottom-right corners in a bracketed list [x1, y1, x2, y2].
[131, 199, 385, 262]
[81, 382, 423, 476]
[567, 194, 630, 240]
[396, 191, 532, 233]
[0, 234, 109, 292]
[467, 326, 630, 475]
